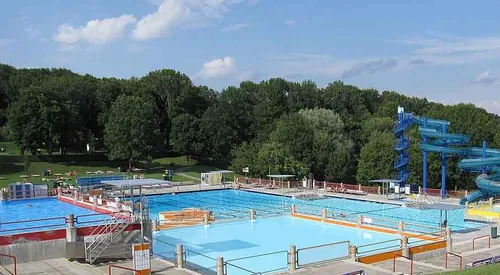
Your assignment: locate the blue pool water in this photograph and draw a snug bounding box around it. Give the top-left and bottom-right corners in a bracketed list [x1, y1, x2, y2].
[147, 189, 480, 232]
[153, 216, 401, 274]
[0, 198, 101, 235]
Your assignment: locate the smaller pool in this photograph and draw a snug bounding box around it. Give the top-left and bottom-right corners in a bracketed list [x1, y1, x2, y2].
[0, 198, 102, 235]
[153, 216, 403, 274]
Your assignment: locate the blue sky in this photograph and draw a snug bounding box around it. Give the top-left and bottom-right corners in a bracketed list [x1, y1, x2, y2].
[1, 0, 500, 114]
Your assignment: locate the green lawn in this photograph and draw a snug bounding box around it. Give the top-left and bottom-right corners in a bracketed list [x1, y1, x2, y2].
[0, 141, 20, 155]
[437, 263, 499, 274]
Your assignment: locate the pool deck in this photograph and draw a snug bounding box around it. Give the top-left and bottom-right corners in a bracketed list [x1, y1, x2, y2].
[0, 257, 194, 275]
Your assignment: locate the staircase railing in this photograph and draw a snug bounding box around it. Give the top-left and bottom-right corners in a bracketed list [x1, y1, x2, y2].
[84, 208, 132, 264]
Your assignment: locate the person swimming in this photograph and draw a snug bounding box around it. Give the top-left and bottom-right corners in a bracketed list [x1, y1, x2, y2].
[26, 203, 32, 208]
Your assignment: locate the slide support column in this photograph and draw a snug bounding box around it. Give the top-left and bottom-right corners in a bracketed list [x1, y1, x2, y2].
[423, 117, 428, 194]
[441, 124, 448, 199]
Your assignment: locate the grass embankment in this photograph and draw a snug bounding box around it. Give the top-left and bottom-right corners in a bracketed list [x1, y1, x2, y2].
[0, 142, 240, 188]
[437, 263, 499, 274]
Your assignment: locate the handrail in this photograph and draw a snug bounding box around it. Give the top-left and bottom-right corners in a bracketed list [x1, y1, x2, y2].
[224, 261, 261, 275]
[356, 238, 402, 255]
[297, 241, 349, 252]
[472, 235, 491, 250]
[393, 253, 413, 275]
[185, 249, 218, 261]
[297, 241, 350, 267]
[0, 216, 66, 225]
[108, 264, 141, 275]
[0, 253, 17, 275]
[342, 270, 365, 275]
[446, 252, 463, 270]
[226, 250, 288, 274]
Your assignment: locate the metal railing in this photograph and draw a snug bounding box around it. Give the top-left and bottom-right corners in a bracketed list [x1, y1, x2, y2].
[75, 213, 111, 226]
[224, 261, 260, 275]
[184, 249, 218, 273]
[342, 270, 365, 275]
[0, 216, 67, 235]
[0, 253, 17, 275]
[84, 209, 132, 264]
[297, 241, 350, 267]
[446, 252, 463, 270]
[108, 264, 141, 275]
[225, 250, 288, 274]
[356, 239, 402, 256]
[472, 235, 491, 250]
[393, 253, 413, 275]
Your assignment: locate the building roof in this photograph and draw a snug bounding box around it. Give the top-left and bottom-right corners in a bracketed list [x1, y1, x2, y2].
[419, 203, 466, 211]
[369, 179, 403, 184]
[100, 179, 172, 188]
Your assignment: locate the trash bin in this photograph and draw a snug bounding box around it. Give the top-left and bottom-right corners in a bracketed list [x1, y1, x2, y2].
[492, 226, 498, 239]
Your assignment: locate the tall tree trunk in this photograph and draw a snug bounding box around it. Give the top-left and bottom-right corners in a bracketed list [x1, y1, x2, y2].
[129, 157, 133, 171]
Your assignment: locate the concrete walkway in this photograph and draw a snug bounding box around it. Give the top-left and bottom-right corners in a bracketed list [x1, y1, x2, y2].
[0, 258, 194, 275]
[278, 260, 397, 275]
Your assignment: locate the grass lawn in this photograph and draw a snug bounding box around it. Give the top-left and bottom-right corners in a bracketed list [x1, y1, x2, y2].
[437, 263, 499, 274]
[0, 141, 20, 155]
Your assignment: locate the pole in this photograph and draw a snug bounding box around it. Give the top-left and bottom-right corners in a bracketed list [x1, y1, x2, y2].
[483, 140, 487, 173]
[423, 117, 428, 193]
[441, 123, 448, 199]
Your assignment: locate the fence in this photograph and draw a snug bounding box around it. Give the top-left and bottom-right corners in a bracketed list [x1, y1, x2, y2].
[0, 253, 17, 275]
[296, 241, 350, 267]
[356, 239, 402, 256]
[445, 252, 463, 270]
[184, 249, 218, 273]
[108, 264, 140, 275]
[393, 253, 413, 275]
[225, 250, 288, 274]
[472, 235, 491, 250]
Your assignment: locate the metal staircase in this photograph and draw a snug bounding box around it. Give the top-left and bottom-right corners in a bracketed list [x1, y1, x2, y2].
[84, 209, 133, 264]
[405, 193, 439, 209]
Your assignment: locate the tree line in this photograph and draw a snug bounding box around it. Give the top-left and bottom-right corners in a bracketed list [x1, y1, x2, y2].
[1, 63, 499, 190]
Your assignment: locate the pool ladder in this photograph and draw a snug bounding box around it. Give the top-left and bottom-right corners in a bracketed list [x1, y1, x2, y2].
[84, 210, 132, 264]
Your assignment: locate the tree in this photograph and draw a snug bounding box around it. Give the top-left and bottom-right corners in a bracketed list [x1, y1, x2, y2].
[104, 95, 159, 170]
[357, 131, 396, 184]
[170, 114, 204, 161]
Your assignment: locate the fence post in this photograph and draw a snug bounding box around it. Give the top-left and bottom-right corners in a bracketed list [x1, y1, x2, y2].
[357, 215, 363, 227]
[349, 245, 357, 261]
[321, 209, 327, 221]
[66, 214, 77, 242]
[176, 244, 184, 268]
[289, 244, 297, 271]
[378, 186, 381, 195]
[216, 257, 224, 275]
[291, 204, 296, 215]
[288, 181, 290, 189]
[92, 195, 97, 210]
[446, 228, 452, 252]
[358, 184, 361, 191]
[398, 221, 404, 234]
[152, 219, 158, 231]
[249, 209, 255, 220]
[401, 235, 409, 257]
[418, 186, 422, 194]
[203, 213, 210, 225]
[73, 189, 78, 204]
[489, 197, 494, 207]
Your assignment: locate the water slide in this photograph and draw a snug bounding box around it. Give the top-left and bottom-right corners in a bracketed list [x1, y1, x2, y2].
[417, 125, 500, 204]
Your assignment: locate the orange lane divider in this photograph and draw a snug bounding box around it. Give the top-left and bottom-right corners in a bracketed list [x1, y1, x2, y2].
[446, 252, 463, 270]
[292, 213, 440, 241]
[108, 264, 141, 275]
[158, 208, 214, 230]
[473, 235, 491, 250]
[393, 253, 413, 275]
[0, 253, 17, 275]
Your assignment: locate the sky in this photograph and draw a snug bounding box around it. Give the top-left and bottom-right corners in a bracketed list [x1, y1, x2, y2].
[1, 0, 500, 114]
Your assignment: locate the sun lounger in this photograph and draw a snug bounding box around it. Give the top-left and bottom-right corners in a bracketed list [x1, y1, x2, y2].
[160, 183, 171, 188]
[252, 183, 264, 188]
[344, 190, 367, 195]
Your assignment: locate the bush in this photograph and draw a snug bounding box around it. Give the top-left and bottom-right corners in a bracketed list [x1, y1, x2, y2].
[0, 153, 110, 163]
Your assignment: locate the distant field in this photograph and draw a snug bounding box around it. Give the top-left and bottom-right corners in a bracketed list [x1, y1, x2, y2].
[0, 144, 231, 187]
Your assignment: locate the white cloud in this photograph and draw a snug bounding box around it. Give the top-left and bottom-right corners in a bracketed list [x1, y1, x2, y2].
[54, 14, 136, 45]
[341, 58, 397, 79]
[473, 71, 497, 84]
[198, 56, 235, 78]
[221, 23, 248, 32]
[133, 0, 242, 41]
[285, 19, 296, 25]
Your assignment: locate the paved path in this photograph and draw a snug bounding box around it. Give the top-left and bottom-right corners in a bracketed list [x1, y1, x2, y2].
[175, 167, 201, 182]
[278, 260, 397, 275]
[0, 258, 194, 275]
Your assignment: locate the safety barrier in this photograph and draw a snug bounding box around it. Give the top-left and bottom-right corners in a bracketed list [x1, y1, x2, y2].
[393, 253, 413, 275]
[445, 252, 463, 270]
[296, 241, 350, 267]
[472, 235, 491, 250]
[356, 239, 402, 256]
[0, 253, 17, 275]
[224, 261, 260, 275]
[465, 255, 500, 268]
[184, 249, 218, 272]
[225, 250, 288, 274]
[362, 216, 398, 230]
[151, 238, 178, 264]
[0, 216, 67, 235]
[108, 264, 140, 275]
[75, 213, 111, 225]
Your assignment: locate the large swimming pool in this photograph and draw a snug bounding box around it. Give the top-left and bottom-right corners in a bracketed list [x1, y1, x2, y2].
[147, 189, 480, 232]
[153, 215, 401, 274]
[0, 198, 101, 235]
